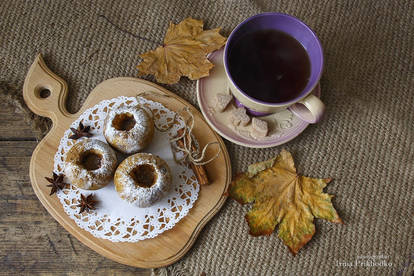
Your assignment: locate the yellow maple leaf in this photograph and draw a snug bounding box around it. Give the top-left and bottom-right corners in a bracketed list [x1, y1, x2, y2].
[228, 150, 343, 255]
[137, 18, 226, 84]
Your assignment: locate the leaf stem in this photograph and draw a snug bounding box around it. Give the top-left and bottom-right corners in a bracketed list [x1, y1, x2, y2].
[98, 14, 161, 46]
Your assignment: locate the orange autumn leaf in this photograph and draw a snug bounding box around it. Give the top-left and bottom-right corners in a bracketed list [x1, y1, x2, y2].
[137, 17, 226, 84]
[228, 150, 343, 255]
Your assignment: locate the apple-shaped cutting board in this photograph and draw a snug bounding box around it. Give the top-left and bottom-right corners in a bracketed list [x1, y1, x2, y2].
[23, 54, 231, 268]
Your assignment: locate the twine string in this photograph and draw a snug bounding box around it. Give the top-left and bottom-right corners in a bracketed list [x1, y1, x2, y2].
[136, 94, 221, 166]
[170, 107, 221, 166]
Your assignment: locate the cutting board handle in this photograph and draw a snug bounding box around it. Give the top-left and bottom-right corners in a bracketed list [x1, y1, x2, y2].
[23, 54, 72, 122]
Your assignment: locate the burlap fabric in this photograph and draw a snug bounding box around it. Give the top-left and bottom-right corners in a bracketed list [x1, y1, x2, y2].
[1, 0, 413, 275]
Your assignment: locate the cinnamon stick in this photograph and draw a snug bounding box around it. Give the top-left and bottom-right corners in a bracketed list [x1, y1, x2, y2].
[176, 128, 209, 185]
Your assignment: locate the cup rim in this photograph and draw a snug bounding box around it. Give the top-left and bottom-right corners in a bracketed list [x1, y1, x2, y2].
[223, 12, 324, 107]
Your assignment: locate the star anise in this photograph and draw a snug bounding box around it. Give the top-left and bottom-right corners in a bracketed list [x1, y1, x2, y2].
[77, 194, 98, 214]
[69, 122, 93, 140]
[45, 172, 67, 196]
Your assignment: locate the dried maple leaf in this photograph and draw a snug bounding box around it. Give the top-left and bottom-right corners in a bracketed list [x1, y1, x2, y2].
[228, 150, 343, 255]
[137, 17, 226, 84]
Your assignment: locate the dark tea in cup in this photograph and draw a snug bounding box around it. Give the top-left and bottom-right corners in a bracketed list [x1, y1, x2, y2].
[224, 13, 325, 123]
[227, 29, 310, 103]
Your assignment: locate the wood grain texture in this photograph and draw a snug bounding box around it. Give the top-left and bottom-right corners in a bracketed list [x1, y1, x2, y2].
[0, 105, 38, 140]
[0, 141, 150, 275]
[22, 54, 231, 268]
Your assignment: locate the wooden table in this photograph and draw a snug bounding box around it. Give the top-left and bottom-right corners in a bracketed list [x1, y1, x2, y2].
[0, 105, 150, 275]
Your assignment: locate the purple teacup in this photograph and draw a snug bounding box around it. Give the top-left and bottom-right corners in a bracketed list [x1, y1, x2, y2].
[224, 12, 325, 123]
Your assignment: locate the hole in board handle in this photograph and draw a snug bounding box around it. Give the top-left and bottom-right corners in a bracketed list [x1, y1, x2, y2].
[35, 86, 51, 99]
[39, 88, 51, 98]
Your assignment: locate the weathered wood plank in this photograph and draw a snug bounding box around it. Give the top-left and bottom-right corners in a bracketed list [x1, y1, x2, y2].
[0, 141, 150, 275]
[0, 105, 38, 140]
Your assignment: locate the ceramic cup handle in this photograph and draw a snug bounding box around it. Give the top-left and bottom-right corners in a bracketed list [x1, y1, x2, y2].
[289, 94, 325, 123]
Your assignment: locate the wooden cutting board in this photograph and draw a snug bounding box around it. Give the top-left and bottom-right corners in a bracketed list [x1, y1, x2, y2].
[23, 54, 231, 268]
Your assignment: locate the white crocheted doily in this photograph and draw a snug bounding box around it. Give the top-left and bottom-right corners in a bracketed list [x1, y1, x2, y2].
[53, 96, 199, 242]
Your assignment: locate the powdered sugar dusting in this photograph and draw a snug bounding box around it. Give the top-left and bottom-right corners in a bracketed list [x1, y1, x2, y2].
[64, 139, 117, 189]
[104, 106, 153, 154]
[115, 153, 171, 208]
[53, 96, 199, 242]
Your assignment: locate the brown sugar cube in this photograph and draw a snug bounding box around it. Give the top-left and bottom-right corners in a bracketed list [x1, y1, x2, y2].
[231, 107, 250, 126]
[251, 117, 268, 138]
[216, 93, 233, 112]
